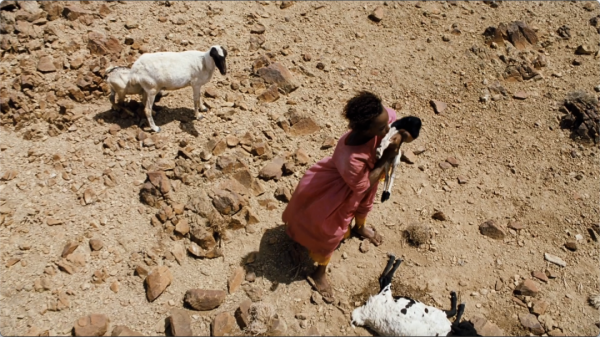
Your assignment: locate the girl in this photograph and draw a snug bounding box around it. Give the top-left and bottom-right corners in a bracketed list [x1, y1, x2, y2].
[282, 91, 422, 301]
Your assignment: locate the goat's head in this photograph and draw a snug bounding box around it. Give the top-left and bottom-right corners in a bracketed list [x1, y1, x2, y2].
[350, 306, 366, 328]
[209, 45, 227, 75]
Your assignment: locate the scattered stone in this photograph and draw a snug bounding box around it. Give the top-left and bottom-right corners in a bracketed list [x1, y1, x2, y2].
[235, 299, 252, 329]
[244, 285, 264, 302]
[532, 299, 549, 316]
[508, 221, 524, 230]
[575, 45, 594, 55]
[257, 62, 299, 94]
[359, 240, 370, 253]
[258, 84, 280, 103]
[519, 313, 544, 335]
[439, 162, 452, 170]
[532, 271, 548, 283]
[37, 55, 56, 73]
[274, 186, 292, 202]
[73, 314, 109, 336]
[446, 157, 459, 167]
[479, 220, 506, 240]
[513, 91, 529, 100]
[369, 6, 385, 22]
[401, 150, 416, 164]
[89, 239, 103, 251]
[321, 137, 336, 149]
[228, 267, 245, 294]
[61, 241, 79, 258]
[251, 23, 266, 34]
[544, 253, 566, 267]
[111, 325, 144, 336]
[470, 315, 506, 336]
[1, 169, 18, 181]
[295, 148, 310, 165]
[484, 21, 538, 49]
[145, 266, 172, 302]
[432, 211, 447, 221]
[430, 100, 447, 114]
[565, 241, 578, 251]
[110, 281, 119, 293]
[457, 176, 468, 184]
[175, 219, 190, 236]
[167, 309, 192, 336]
[259, 157, 285, 180]
[545, 269, 558, 279]
[560, 91, 599, 144]
[212, 312, 237, 336]
[514, 279, 539, 296]
[184, 289, 226, 311]
[548, 329, 566, 337]
[280, 1, 294, 9]
[212, 189, 243, 215]
[87, 31, 122, 56]
[572, 58, 583, 66]
[495, 279, 504, 291]
[245, 272, 256, 282]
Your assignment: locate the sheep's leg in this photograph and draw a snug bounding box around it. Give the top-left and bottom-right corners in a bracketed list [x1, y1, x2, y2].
[379, 254, 396, 291]
[192, 85, 207, 120]
[379, 257, 402, 292]
[144, 92, 160, 133]
[444, 291, 458, 318]
[452, 302, 466, 325]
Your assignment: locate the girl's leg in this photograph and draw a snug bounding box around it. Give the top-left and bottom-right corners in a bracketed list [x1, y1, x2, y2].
[353, 216, 383, 246]
[308, 252, 334, 302]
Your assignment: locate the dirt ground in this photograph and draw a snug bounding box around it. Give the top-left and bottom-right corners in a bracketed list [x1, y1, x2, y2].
[1, 1, 599, 336]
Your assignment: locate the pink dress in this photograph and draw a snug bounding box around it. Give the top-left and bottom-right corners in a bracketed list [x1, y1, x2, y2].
[283, 108, 397, 259]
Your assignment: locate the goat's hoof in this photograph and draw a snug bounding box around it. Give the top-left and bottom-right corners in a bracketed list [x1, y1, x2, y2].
[152, 126, 161, 133]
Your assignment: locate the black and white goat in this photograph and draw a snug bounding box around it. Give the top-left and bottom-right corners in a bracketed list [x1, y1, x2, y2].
[128, 45, 227, 132]
[351, 254, 480, 336]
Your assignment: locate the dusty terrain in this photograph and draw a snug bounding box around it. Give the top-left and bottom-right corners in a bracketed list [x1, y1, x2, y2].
[1, 1, 599, 336]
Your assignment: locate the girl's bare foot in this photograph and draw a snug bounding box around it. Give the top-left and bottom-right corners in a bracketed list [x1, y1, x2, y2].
[307, 265, 334, 303]
[354, 225, 383, 246]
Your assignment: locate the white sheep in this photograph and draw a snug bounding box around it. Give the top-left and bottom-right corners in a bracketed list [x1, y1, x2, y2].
[351, 254, 480, 336]
[128, 45, 228, 132]
[104, 66, 165, 117]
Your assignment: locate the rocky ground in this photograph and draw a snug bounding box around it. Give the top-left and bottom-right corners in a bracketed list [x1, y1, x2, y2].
[1, 1, 599, 336]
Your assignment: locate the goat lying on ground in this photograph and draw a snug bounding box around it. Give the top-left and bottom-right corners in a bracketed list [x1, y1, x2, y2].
[104, 66, 165, 117]
[351, 254, 480, 336]
[128, 45, 227, 132]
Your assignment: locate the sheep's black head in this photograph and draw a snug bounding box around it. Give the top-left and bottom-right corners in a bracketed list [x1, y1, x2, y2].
[210, 45, 227, 75]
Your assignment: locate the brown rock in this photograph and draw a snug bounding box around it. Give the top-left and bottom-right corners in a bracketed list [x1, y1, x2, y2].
[1, 169, 18, 181]
[531, 299, 549, 316]
[135, 265, 149, 278]
[61, 242, 78, 258]
[244, 285, 264, 302]
[111, 325, 144, 336]
[564, 241, 577, 251]
[258, 84, 280, 103]
[73, 314, 109, 336]
[228, 267, 245, 294]
[457, 176, 468, 184]
[251, 23, 266, 34]
[479, 220, 506, 239]
[401, 150, 416, 164]
[259, 157, 285, 180]
[508, 221, 525, 230]
[369, 6, 385, 22]
[257, 62, 299, 94]
[175, 219, 190, 236]
[190, 227, 217, 250]
[184, 289, 226, 311]
[446, 156, 459, 167]
[532, 271, 548, 283]
[212, 189, 242, 215]
[87, 31, 122, 56]
[212, 312, 237, 336]
[575, 45, 594, 55]
[204, 87, 219, 98]
[167, 309, 192, 336]
[495, 279, 504, 291]
[548, 329, 566, 337]
[269, 318, 287, 335]
[145, 266, 173, 302]
[439, 162, 452, 170]
[252, 142, 269, 157]
[545, 269, 558, 279]
[226, 135, 239, 147]
[235, 300, 252, 329]
[282, 161, 296, 175]
[274, 186, 292, 202]
[83, 188, 97, 205]
[289, 117, 320, 136]
[432, 211, 447, 221]
[280, 1, 294, 9]
[430, 100, 447, 114]
[89, 239, 103, 251]
[519, 313, 544, 335]
[513, 91, 529, 100]
[321, 137, 336, 149]
[295, 148, 310, 165]
[63, 5, 93, 21]
[470, 315, 506, 336]
[514, 279, 539, 296]
[512, 296, 528, 308]
[110, 281, 119, 293]
[37, 55, 56, 73]
[359, 240, 370, 253]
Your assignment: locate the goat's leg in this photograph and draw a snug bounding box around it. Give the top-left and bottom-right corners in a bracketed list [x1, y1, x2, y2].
[192, 85, 206, 120]
[452, 302, 466, 325]
[444, 291, 458, 318]
[144, 91, 160, 132]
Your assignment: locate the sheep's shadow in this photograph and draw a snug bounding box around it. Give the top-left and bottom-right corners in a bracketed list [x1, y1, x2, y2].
[93, 101, 201, 137]
[239, 225, 315, 287]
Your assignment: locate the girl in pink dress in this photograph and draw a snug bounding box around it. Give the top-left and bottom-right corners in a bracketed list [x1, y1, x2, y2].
[282, 91, 422, 301]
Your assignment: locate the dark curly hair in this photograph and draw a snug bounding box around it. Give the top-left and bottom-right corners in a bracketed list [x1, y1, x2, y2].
[343, 91, 384, 131]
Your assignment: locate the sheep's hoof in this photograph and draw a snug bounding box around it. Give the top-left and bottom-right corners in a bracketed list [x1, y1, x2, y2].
[152, 126, 161, 133]
[195, 114, 205, 121]
[200, 106, 208, 112]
